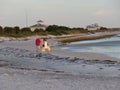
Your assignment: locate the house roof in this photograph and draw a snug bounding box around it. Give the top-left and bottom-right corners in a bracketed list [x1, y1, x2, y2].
[86, 24, 99, 28]
[30, 24, 46, 28]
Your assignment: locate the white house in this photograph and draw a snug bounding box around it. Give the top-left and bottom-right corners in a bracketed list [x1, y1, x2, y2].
[86, 23, 101, 31]
[30, 20, 47, 32]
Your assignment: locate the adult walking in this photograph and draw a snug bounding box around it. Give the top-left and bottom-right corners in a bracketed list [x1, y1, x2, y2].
[35, 38, 41, 52]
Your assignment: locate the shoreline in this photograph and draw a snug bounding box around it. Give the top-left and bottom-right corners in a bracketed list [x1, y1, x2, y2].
[51, 46, 120, 62]
[0, 31, 120, 61]
[58, 31, 120, 43]
[52, 31, 120, 61]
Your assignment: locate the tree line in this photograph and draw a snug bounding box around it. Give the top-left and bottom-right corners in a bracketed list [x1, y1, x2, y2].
[0, 25, 109, 37]
[0, 25, 88, 37]
[0, 26, 33, 37]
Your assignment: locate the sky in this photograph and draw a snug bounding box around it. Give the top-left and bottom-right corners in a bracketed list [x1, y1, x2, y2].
[0, 0, 120, 28]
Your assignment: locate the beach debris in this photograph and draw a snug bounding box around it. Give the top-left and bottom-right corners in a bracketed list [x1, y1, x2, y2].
[99, 67, 103, 70]
[35, 53, 42, 57]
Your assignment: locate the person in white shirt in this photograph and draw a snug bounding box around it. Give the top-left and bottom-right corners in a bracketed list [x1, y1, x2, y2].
[42, 38, 51, 52]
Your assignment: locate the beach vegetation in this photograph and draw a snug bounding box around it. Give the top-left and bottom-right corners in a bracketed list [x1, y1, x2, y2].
[0, 26, 4, 33]
[46, 25, 86, 35]
[100, 27, 108, 30]
[21, 27, 32, 34]
[33, 29, 47, 35]
[46, 25, 70, 35]
[0, 25, 88, 37]
[0, 25, 118, 38]
[14, 26, 21, 34]
[4, 27, 14, 34]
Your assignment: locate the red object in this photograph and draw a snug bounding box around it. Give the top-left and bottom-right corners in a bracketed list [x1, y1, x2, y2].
[35, 38, 41, 46]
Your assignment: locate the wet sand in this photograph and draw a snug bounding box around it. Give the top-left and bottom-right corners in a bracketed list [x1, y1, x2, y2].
[51, 47, 120, 61]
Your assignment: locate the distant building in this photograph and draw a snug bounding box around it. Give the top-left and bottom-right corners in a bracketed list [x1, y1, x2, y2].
[30, 20, 47, 32]
[86, 23, 101, 31]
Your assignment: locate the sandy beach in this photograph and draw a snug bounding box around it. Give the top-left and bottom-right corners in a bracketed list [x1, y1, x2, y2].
[0, 32, 120, 90]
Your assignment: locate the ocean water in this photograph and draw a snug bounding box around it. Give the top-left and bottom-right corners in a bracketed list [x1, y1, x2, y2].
[61, 34, 120, 59]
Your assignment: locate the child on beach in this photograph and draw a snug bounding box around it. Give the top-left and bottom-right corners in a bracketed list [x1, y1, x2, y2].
[35, 38, 41, 52]
[42, 38, 51, 53]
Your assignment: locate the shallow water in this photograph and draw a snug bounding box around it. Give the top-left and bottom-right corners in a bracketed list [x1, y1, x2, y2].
[61, 34, 120, 59]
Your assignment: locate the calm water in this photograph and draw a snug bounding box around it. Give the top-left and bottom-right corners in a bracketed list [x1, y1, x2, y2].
[61, 34, 120, 59]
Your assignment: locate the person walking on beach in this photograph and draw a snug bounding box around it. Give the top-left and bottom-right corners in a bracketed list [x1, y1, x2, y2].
[35, 38, 41, 52]
[42, 38, 51, 53]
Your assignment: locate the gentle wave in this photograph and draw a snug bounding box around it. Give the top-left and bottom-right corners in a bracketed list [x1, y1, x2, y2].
[61, 34, 120, 59]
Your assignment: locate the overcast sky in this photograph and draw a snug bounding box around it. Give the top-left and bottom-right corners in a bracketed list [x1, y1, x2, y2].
[0, 0, 120, 28]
